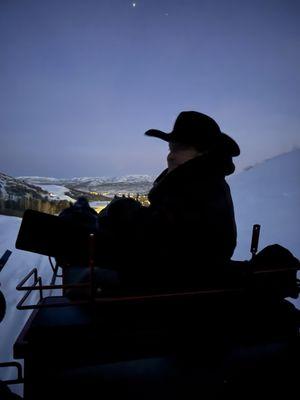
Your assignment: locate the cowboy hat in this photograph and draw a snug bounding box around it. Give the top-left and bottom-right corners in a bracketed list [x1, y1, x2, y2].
[145, 111, 240, 156]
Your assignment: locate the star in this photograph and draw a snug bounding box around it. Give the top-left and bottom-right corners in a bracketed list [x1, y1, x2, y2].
[132, 2, 136, 7]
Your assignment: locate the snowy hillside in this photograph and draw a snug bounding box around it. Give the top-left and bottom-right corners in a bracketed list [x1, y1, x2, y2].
[229, 149, 300, 260]
[0, 149, 299, 393]
[37, 184, 74, 202]
[0, 172, 72, 217]
[0, 172, 49, 201]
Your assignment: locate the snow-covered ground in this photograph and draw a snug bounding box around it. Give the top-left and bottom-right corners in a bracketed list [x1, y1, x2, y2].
[230, 149, 300, 261]
[0, 216, 60, 392]
[0, 149, 299, 394]
[38, 184, 74, 202]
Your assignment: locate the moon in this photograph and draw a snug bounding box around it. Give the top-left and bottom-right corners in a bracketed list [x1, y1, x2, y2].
[132, 2, 136, 7]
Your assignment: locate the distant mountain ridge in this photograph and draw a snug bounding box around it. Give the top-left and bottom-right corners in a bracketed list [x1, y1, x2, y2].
[0, 172, 70, 217]
[17, 174, 154, 185]
[17, 174, 154, 196]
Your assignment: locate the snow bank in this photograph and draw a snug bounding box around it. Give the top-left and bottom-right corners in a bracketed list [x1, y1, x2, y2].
[0, 216, 58, 386]
[230, 150, 300, 260]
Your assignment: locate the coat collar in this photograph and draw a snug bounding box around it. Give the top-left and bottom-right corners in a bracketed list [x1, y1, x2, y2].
[148, 151, 235, 202]
[149, 154, 215, 201]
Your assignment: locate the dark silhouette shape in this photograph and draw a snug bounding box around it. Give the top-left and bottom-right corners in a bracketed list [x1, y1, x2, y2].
[98, 111, 240, 290]
[58, 196, 99, 234]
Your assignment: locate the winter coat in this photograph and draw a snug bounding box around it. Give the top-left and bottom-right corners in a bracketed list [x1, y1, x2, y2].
[102, 152, 237, 290]
[147, 153, 236, 261]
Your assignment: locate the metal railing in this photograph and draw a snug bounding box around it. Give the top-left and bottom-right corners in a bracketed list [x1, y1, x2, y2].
[0, 361, 23, 385]
[15, 227, 300, 310]
[16, 234, 97, 310]
[16, 268, 93, 309]
[0, 250, 12, 272]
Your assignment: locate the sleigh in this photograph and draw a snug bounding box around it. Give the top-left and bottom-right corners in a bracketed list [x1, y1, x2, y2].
[1, 209, 300, 399]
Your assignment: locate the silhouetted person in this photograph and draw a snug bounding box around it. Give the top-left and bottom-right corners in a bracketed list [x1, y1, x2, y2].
[99, 111, 240, 290]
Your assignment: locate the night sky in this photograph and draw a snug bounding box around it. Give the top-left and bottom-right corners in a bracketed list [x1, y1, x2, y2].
[1, 0, 299, 178]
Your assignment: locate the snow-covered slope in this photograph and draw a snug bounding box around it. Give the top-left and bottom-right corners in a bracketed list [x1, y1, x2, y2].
[229, 149, 300, 260]
[0, 172, 73, 216]
[0, 172, 49, 201]
[37, 184, 74, 202]
[0, 216, 58, 388]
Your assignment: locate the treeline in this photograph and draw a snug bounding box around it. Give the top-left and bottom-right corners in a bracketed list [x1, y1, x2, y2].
[0, 196, 71, 217]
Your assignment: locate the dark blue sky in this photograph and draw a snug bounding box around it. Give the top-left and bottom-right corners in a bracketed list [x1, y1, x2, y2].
[1, 0, 299, 178]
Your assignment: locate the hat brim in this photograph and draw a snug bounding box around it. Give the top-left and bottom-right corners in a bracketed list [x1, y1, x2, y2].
[145, 129, 171, 142]
[218, 133, 240, 157]
[145, 129, 240, 157]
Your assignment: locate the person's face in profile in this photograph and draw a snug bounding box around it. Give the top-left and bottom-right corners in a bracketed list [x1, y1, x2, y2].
[167, 142, 201, 172]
